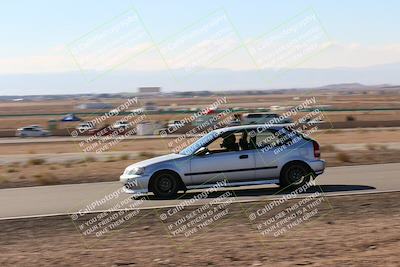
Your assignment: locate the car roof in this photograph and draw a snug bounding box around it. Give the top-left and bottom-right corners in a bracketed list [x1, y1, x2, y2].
[215, 124, 289, 133]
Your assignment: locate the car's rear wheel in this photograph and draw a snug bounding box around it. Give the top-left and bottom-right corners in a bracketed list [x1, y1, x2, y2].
[151, 171, 179, 199]
[280, 163, 313, 189]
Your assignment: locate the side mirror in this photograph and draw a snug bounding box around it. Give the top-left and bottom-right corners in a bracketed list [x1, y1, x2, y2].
[194, 147, 209, 156]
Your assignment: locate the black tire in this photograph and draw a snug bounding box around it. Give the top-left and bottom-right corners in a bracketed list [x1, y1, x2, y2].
[151, 171, 179, 199]
[280, 163, 313, 189]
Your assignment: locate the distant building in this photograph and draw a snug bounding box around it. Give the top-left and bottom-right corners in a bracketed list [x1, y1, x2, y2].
[76, 103, 113, 109]
[138, 87, 161, 96]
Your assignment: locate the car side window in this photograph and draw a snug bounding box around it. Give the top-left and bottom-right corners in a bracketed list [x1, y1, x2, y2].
[206, 132, 241, 153]
[250, 129, 290, 150]
[208, 130, 258, 152]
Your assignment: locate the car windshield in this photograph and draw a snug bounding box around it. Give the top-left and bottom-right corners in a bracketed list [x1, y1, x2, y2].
[179, 131, 220, 155]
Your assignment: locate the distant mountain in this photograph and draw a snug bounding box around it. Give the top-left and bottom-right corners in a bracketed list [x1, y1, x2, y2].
[313, 82, 395, 90]
[1, 62, 400, 95]
[316, 83, 368, 90]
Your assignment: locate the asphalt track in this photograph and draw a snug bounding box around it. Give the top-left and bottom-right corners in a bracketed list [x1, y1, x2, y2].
[0, 163, 399, 220]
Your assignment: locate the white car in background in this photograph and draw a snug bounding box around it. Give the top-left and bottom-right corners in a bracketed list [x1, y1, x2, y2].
[75, 122, 95, 132]
[167, 120, 185, 129]
[16, 125, 50, 137]
[112, 120, 130, 130]
[302, 118, 325, 124]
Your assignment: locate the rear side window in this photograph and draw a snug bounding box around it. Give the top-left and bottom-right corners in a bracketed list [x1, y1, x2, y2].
[246, 114, 262, 118]
[284, 126, 312, 141]
[248, 128, 291, 150]
[255, 130, 278, 147]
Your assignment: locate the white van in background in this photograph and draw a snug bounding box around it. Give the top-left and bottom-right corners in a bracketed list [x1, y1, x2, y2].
[241, 113, 292, 125]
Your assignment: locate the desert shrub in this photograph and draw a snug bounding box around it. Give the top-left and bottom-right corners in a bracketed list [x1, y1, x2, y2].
[138, 151, 156, 158]
[120, 154, 130, 160]
[336, 152, 351, 162]
[28, 158, 46, 165]
[84, 156, 96, 162]
[48, 165, 58, 170]
[63, 161, 73, 168]
[7, 168, 18, 173]
[366, 144, 377, 150]
[33, 172, 58, 185]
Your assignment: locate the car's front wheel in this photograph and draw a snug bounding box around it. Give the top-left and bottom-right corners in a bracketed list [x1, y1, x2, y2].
[280, 163, 314, 189]
[151, 171, 179, 199]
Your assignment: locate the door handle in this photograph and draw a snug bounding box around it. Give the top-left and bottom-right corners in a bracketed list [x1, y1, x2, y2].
[239, 155, 248, 159]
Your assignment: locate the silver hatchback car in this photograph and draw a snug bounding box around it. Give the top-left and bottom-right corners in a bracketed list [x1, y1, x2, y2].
[120, 125, 325, 198]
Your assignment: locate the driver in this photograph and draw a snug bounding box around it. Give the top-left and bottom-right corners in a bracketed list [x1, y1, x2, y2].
[221, 134, 239, 151]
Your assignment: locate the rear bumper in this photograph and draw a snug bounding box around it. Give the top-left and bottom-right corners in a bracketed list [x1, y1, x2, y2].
[308, 159, 326, 176]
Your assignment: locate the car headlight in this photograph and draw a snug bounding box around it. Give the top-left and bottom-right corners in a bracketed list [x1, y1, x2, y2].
[126, 167, 145, 175]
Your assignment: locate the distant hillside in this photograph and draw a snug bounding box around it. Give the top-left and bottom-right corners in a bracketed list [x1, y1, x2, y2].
[1, 62, 400, 95]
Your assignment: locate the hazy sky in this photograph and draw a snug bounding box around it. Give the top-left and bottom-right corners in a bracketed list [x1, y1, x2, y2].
[1, 0, 400, 94]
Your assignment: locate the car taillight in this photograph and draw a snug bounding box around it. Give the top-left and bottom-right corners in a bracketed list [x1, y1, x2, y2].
[313, 141, 320, 159]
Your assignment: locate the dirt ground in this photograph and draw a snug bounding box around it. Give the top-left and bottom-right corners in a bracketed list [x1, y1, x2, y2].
[0, 192, 399, 266]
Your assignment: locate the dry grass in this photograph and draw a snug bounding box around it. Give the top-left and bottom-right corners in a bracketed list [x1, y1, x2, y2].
[9, 162, 20, 168]
[106, 156, 117, 162]
[366, 144, 388, 151]
[321, 144, 336, 152]
[0, 129, 399, 156]
[356, 128, 368, 133]
[0, 175, 7, 183]
[84, 156, 96, 162]
[324, 129, 341, 134]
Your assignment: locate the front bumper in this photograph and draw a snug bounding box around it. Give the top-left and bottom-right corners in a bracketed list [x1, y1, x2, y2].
[119, 174, 151, 194]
